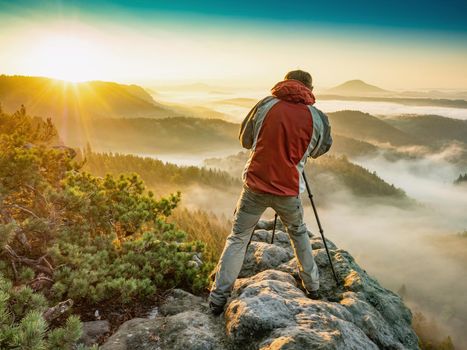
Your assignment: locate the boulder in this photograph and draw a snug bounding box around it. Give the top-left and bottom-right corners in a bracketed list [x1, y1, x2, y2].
[251, 229, 292, 249]
[159, 288, 205, 316]
[255, 218, 286, 232]
[101, 311, 227, 350]
[239, 241, 294, 278]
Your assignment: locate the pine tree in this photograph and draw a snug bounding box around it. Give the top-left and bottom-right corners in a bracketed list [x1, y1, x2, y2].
[454, 173, 467, 184]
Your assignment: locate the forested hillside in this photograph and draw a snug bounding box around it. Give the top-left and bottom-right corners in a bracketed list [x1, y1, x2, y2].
[81, 149, 241, 194]
[204, 151, 410, 203]
[327, 110, 419, 146]
[385, 114, 467, 145]
[329, 134, 379, 158]
[0, 75, 177, 122]
[86, 117, 239, 153]
[310, 155, 408, 200]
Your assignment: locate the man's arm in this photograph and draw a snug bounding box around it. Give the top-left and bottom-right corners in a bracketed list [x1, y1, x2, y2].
[309, 108, 333, 159]
[317, 109, 333, 155]
[239, 97, 272, 149]
[239, 107, 256, 149]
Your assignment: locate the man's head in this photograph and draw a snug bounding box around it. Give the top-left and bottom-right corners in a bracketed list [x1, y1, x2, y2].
[284, 70, 313, 90]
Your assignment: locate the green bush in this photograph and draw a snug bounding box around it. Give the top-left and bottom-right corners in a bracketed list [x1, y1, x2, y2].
[0, 107, 213, 348]
[0, 273, 83, 349]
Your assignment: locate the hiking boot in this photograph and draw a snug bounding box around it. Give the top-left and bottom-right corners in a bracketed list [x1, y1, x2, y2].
[306, 289, 320, 300]
[209, 301, 225, 316]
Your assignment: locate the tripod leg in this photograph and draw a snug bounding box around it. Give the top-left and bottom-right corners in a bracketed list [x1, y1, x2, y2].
[303, 171, 340, 285]
[271, 213, 278, 244]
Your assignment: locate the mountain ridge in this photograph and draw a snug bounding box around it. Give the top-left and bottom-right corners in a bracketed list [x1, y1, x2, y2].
[0, 74, 178, 123]
[327, 110, 421, 146]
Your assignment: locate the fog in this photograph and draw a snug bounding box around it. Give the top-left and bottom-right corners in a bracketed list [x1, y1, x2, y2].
[312, 193, 466, 346]
[354, 148, 467, 222]
[152, 89, 467, 122]
[316, 100, 467, 120]
[138, 149, 239, 167]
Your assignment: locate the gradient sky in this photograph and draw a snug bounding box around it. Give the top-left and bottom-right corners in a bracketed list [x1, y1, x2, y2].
[1, 0, 466, 89]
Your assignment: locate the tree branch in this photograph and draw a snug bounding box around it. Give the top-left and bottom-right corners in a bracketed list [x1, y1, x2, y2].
[24, 184, 50, 207]
[28, 275, 54, 291]
[3, 244, 53, 275]
[9, 204, 40, 219]
[10, 260, 18, 281]
[42, 299, 73, 322]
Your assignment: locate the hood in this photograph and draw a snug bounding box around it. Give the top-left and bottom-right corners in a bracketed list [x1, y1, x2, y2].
[271, 79, 316, 105]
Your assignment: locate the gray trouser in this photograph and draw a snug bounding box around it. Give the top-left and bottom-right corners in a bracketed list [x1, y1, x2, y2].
[209, 187, 319, 306]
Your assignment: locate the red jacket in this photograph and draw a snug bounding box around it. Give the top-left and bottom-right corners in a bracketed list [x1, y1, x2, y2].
[239, 79, 332, 196]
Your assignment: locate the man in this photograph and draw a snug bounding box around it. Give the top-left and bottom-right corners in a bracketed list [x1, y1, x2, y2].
[209, 70, 332, 315]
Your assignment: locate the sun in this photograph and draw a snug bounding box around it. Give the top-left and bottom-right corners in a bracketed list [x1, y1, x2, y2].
[33, 34, 101, 83]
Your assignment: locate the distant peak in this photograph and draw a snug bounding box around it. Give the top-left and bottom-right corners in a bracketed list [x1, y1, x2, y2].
[345, 79, 366, 84]
[327, 80, 389, 95]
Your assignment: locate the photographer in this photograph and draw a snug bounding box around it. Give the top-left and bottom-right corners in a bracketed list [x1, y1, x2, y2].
[209, 70, 333, 315]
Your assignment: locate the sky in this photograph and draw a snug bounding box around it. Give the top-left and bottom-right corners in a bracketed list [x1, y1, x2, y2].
[0, 0, 466, 89]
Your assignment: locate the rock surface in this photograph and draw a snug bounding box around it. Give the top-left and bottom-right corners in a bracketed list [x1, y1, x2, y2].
[102, 221, 420, 350]
[79, 320, 110, 346]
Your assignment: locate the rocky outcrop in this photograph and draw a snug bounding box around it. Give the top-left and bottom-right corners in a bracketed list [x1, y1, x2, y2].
[102, 221, 420, 349]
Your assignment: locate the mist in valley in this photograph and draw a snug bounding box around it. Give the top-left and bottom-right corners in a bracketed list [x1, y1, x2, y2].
[150, 87, 467, 123]
[312, 156, 467, 347]
[317, 100, 467, 120]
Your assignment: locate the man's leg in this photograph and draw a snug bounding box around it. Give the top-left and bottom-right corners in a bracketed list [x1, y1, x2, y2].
[272, 195, 319, 292]
[209, 188, 267, 307]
